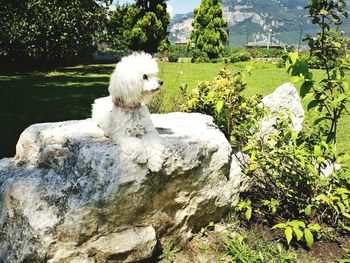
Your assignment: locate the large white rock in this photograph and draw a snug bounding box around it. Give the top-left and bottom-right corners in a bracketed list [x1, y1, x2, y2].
[0, 113, 243, 263]
[260, 82, 304, 134]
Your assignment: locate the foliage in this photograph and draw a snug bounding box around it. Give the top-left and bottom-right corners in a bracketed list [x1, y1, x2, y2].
[125, 0, 170, 53]
[181, 0, 350, 250]
[181, 68, 264, 149]
[104, 3, 132, 57]
[158, 241, 182, 263]
[246, 48, 286, 59]
[191, 49, 211, 63]
[200, 221, 215, 236]
[236, 0, 350, 248]
[284, 1, 350, 236]
[288, 0, 349, 149]
[315, 181, 350, 231]
[225, 231, 297, 263]
[235, 199, 253, 222]
[272, 220, 321, 248]
[337, 249, 350, 263]
[0, 0, 109, 63]
[168, 44, 192, 62]
[230, 52, 251, 63]
[242, 119, 318, 218]
[188, 0, 228, 60]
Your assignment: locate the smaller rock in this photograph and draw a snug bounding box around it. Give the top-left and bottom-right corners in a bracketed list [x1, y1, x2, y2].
[260, 82, 304, 134]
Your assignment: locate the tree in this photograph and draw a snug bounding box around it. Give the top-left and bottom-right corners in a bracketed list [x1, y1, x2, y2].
[105, 3, 131, 56]
[188, 0, 228, 60]
[126, 0, 170, 53]
[0, 0, 109, 63]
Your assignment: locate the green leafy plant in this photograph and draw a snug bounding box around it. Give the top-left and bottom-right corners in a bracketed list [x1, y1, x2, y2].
[225, 232, 297, 263]
[337, 248, 350, 263]
[225, 234, 261, 263]
[283, 0, 350, 235]
[158, 241, 182, 263]
[242, 117, 319, 222]
[272, 220, 321, 248]
[167, 44, 192, 62]
[182, 68, 264, 149]
[200, 221, 215, 236]
[286, 0, 349, 158]
[316, 186, 350, 231]
[235, 199, 253, 222]
[230, 52, 252, 63]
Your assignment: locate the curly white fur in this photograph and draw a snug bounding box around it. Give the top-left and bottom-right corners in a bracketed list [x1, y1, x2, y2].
[91, 52, 164, 172]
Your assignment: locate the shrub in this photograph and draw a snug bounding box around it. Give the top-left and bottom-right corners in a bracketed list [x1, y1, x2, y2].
[247, 48, 285, 58]
[230, 52, 251, 63]
[222, 46, 245, 58]
[168, 44, 191, 62]
[181, 68, 263, 149]
[191, 49, 211, 63]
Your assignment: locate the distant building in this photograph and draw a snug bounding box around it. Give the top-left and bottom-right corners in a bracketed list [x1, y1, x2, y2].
[245, 40, 282, 49]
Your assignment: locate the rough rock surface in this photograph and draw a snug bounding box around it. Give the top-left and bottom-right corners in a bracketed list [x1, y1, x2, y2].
[260, 82, 304, 134]
[0, 113, 243, 263]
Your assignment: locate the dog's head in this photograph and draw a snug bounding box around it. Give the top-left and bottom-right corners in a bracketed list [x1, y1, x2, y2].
[108, 52, 163, 106]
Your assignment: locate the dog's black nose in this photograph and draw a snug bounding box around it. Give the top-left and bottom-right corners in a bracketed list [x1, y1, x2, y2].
[158, 80, 164, 86]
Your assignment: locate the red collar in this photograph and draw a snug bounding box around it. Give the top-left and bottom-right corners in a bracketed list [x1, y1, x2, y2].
[113, 98, 141, 110]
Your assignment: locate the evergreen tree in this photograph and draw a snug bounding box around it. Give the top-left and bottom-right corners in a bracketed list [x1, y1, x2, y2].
[126, 0, 170, 53]
[105, 4, 131, 56]
[189, 0, 228, 59]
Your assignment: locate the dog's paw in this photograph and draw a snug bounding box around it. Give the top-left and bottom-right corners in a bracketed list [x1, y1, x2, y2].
[147, 156, 164, 172]
[145, 141, 165, 172]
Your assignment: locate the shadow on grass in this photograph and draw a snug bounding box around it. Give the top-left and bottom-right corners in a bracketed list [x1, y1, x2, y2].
[0, 65, 115, 158]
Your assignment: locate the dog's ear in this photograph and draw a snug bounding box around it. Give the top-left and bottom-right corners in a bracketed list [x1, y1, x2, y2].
[108, 70, 143, 105]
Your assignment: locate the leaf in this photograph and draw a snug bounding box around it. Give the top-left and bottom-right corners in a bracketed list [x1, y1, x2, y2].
[338, 94, 348, 102]
[272, 223, 286, 230]
[307, 223, 321, 231]
[249, 162, 258, 171]
[291, 75, 302, 83]
[293, 227, 303, 241]
[307, 100, 319, 111]
[313, 145, 322, 157]
[289, 220, 306, 228]
[300, 81, 313, 98]
[314, 116, 331, 125]
[288, 52, 299, 65]
[327, 132, 336, 143]
[304, 228, 314, 248]
[245, 207, 252, 221]
[342, 211, 350, 219]
[319, 9, 329, 15]
[305, 205, 312, 216]
[337, 201, 345, 212]
[316, 194, 332, 205]
[215, 100, 224, 114]
[285, 227, 293, 245]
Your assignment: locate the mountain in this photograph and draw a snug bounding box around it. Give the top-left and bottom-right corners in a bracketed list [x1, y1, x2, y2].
[169, 0, 350, 47]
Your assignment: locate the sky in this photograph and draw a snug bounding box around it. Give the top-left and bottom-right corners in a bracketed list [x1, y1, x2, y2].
[115, 0, 201, 16]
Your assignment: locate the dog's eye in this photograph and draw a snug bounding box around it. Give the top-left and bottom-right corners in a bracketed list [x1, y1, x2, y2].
[143, 74, 148, 80]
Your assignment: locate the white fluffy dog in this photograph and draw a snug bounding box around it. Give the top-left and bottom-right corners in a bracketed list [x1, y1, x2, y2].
[92, 52, 164, 171]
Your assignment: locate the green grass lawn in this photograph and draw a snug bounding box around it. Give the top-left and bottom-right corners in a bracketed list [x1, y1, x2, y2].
[0, 61, 349, 159]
